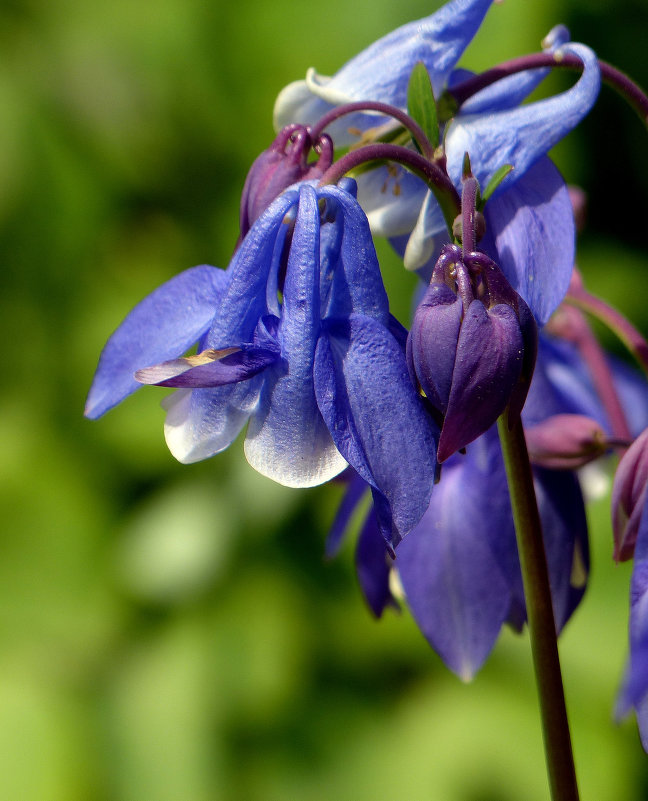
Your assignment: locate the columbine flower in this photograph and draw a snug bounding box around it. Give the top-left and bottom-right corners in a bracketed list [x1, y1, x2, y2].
[328, 328, 648, 679]
[274, 0, 601, 326]
[86, 180, 439, 544]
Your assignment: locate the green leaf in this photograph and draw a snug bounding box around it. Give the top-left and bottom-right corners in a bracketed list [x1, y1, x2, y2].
[407, 62, 439, 151]
[480, 165, 514, 209]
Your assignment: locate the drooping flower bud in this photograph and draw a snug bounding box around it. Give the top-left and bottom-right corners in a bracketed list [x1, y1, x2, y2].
[526, 413, 608, 470]
[239, 124, 333, 239]
[612, 427, 648, 562]
[407, 244, 537, 462]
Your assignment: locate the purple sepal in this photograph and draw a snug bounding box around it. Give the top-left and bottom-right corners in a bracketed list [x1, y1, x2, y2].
[438, 301, 524, 462]
[616, 501, 648, 750]
[396, 432, 514, 680]
[85, 265, 229, 419]
[534, 466, 589, 631]
[325, 470, 368, 559]
[135, 345, 280, 388]
[356, 508, 398, 618]
[407, 282, 462, 415]
[239, 125, 332, 238]
[612, 428, 648, 562]
[481, 158, 575, 326]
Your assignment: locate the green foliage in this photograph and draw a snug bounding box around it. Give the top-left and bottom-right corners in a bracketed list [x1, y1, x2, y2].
[407, 61, 440, 150]
[1, 0, 648, 799]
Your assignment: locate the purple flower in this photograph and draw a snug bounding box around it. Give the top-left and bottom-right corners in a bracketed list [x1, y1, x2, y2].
[327, 329, 648, 678]
[86, 180, 438, 543]
[407, 245, 537, 462]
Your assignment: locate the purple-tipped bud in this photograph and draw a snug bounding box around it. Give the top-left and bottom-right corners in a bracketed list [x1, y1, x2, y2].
[526, 414, 608, 470]
[239, 125, 333, 239]
[407, 245, 537, 463]
[612, 428, 648, 562]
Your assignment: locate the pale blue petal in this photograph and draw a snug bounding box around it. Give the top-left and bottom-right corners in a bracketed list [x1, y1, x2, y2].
[356, 165, 429, 237]
[274, 0, 494, 141]
[163, 380, 262, 464]
[481, 157, 574, 325]
[85, 265, 229, 419]
[244, 185, 347, 487]
[445, 43, 600, 192]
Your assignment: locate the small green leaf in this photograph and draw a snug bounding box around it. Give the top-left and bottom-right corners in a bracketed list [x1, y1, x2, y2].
[480, 164, 514, 209]
[407, 62, 440, 151]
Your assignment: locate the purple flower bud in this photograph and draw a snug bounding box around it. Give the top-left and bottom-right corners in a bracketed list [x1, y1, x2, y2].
[526, 413, 608, 470]
[612, 427, 648, 562]
[239, 125, 333, 239]
[407, 244, 537, 462]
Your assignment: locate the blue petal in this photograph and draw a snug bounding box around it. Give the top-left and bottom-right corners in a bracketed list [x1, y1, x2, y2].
[456, 25, 571, 114]
[273, 0, 494, 141]
[445, 43, 600, 192]
[396, 433, 514, 679]
[85, 265, 229, 419]
[205, 191, 297, 346]
[326, 470, 368, 559]
[356, 165, 429, 238]
[524, 336, 600, 425]
[314, 313, 439, 544]
[534, 467, 589, 630]
[245, 185, 347, 487]
[356, 507, 398, 617]
[319, 184, 390, 323]
[481, 157, 575, 326]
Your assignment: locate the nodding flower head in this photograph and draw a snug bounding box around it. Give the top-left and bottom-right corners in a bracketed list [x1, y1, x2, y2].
[238, 124, 333, 239]
[407, 244, 537, 462]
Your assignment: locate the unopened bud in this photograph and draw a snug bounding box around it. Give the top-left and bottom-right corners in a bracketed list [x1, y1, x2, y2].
[612, 428, 648, 562]
[407, 245, 537, 462]
[526, 414, 608, 469]
[239, 125, 333, 239]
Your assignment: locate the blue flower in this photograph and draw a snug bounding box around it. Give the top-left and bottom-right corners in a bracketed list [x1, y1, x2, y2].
[86, 180, 438, 543]
[328, 331, 648, 678]
[274, 1, 601, 325]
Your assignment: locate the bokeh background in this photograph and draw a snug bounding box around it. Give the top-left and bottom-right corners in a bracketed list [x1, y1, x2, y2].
[2, 0, 648, 798]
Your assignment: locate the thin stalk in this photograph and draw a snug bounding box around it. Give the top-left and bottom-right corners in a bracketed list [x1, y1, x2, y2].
[497, 413, 580, 801]
[318, 142, 461, 232]
[566, 287, 648, 377]
[309, 101, 437, 160]
[449, 53, 648, 129]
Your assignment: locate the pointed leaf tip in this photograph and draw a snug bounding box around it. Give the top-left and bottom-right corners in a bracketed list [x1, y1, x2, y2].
[407, 61, 440, 150]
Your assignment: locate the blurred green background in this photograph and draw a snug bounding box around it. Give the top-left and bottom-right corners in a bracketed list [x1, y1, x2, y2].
[2, 0, 648, 798]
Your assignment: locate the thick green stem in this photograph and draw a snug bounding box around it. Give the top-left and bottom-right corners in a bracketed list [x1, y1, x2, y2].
[497, 413, 580, 801]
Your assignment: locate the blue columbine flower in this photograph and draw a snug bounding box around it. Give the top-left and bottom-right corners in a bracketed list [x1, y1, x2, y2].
[274, 1, 601, 326]
[86, 180, 439, 544]
[328, 329, 648, 679]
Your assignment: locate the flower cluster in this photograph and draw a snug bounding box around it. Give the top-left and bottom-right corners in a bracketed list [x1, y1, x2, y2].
[86, 0, 648, 754]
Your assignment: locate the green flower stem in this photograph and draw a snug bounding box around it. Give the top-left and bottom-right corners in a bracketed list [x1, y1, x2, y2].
[497, 412, 580, 801]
